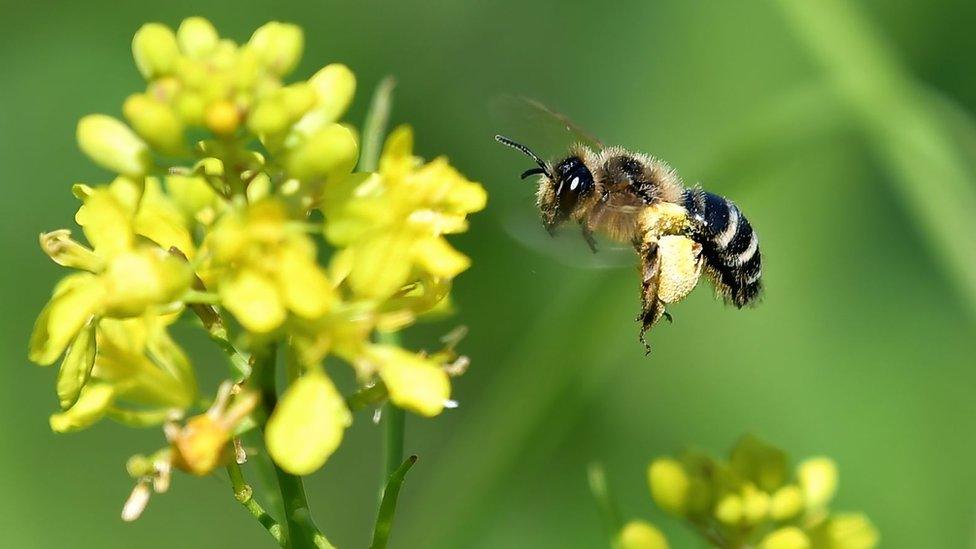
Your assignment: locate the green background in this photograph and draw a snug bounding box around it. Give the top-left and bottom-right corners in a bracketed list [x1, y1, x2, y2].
[2, 0, 975, 547]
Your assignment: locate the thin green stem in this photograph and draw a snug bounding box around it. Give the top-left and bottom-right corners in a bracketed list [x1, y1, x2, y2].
[227, 462, 284, 546]
[360, 76, 397, 172]
[586, 463, 623, 543]
[382, 403, 406, 480]
[251, 343, 331, 549]
[369, 455, 418, 549]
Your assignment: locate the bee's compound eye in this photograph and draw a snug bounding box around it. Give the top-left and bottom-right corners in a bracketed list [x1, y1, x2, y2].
[554, 157, 593, 214]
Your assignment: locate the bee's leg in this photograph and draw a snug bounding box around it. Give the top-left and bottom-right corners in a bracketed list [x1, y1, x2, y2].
[661, 309, 672, 323]
[637, 241, 663, 354]
[581, 223, 598, 253]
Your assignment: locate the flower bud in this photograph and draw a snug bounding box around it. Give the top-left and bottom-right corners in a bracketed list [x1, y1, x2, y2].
[123, 94, 185, 154]
[204, 99, 241, 136]
[284, 123, 358, 182]
[177, 17, 218, 58]
[741, 483, 771, 524]
[616, 520, 669, 549]
[647, 458, 690, 515]
[759, 527, 811, 549]
[798, 457, 838, 510]
[715, 494, 743, 525]
[770, 485, 804, 520]
[247, 21, 303, 76]
[309, 64, 355, 120]
[77, 115, 152, 177]
[132, 23, 179, 79]
[813, 513, 879, 549]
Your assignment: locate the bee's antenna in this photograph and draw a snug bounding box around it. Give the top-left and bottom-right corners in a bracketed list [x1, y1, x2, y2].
[495, 135, 551, 178]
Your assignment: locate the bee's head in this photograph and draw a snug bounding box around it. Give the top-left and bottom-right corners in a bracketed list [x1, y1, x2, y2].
[495, 135, 594, 228]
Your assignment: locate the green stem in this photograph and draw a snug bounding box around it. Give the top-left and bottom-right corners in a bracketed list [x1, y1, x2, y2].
[227, 462, 284, 546]
[586, 463, 623, 543]
[369, 455, 418, 549]
[360, 76, 397, 172]
[251, 343, 331, 549]
[382, 403, 405, 480]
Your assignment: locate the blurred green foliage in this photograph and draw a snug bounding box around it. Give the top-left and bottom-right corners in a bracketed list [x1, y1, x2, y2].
[2, 0, 975, 547]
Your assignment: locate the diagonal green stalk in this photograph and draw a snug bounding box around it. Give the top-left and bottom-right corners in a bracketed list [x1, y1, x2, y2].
[774, 0, 976, 318]
[587, 462, 623, 543]
[251, 343, 332, 549]
[227, 462, 284, 545]
[370, 455, 419, 549]
[360, 76, 397, 173]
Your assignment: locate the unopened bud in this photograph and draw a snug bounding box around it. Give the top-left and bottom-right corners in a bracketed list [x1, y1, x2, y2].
[77, 115, 152, 177]
[132, 23, 179, 79]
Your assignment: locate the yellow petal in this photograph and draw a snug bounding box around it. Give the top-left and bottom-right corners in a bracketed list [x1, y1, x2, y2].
[75, 188, 134, 257]
[77, 115, 151, 177]
[49, 383, 115, 432]
[171, 415, 232, 475]
[266, 372, 351, 475]
[412, 237, 471, 278]
[797, 457, 838, 510]
[616, 520, 669, 549]
[220, 270, 286, 333]
[134, 178, 196, 256]
[371, 344, 450, 417]
[29, 275, 103, 365]
[276, 245, 334, 319]
[379, 125, 416, 178]
[101, 250, 189, 317]
[132, 23, 179, 79]
[347, 234, 413, 299]
[647, 458, 690, 516]
[56, 319, 97, 409]
[759, 527, 811, 549]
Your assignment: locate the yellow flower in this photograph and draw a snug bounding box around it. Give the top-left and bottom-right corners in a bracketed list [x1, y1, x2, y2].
[31, 184, 192, 365]
[322, 125, 486, 300]
[616, 520, 669, 549]
[811, 513, 879, 549]
[201, 198, 335, 333]
[50, 314, 197, 432]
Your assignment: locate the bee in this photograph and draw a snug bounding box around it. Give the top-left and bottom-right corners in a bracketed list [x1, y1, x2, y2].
[495, 129, 762, 353]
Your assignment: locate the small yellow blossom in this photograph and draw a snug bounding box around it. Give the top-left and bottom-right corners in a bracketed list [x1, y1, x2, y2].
[201, 198, 335, 333]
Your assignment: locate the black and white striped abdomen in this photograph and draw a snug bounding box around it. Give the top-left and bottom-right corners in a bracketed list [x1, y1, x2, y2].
[682, 188, 762, 307]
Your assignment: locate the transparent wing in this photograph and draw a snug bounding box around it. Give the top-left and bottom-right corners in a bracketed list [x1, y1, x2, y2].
[491, 95, 604, 158]
[500, 208, 636, 270]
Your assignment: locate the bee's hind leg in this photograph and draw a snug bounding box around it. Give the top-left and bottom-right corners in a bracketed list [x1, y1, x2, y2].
[637, 241, 664, 354]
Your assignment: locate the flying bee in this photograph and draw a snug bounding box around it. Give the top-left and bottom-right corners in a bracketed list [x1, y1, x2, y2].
[495, 126, 762, 353]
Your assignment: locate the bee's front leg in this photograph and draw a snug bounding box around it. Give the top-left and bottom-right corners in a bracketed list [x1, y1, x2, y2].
[581, 223, 598, 253]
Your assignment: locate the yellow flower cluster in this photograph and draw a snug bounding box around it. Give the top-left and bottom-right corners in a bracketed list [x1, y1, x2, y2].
[28, 16, 485, 515]
[645, 435, 879, 549]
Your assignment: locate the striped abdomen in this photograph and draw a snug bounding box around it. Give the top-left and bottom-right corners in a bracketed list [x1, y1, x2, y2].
[682, 188, 762, 307]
